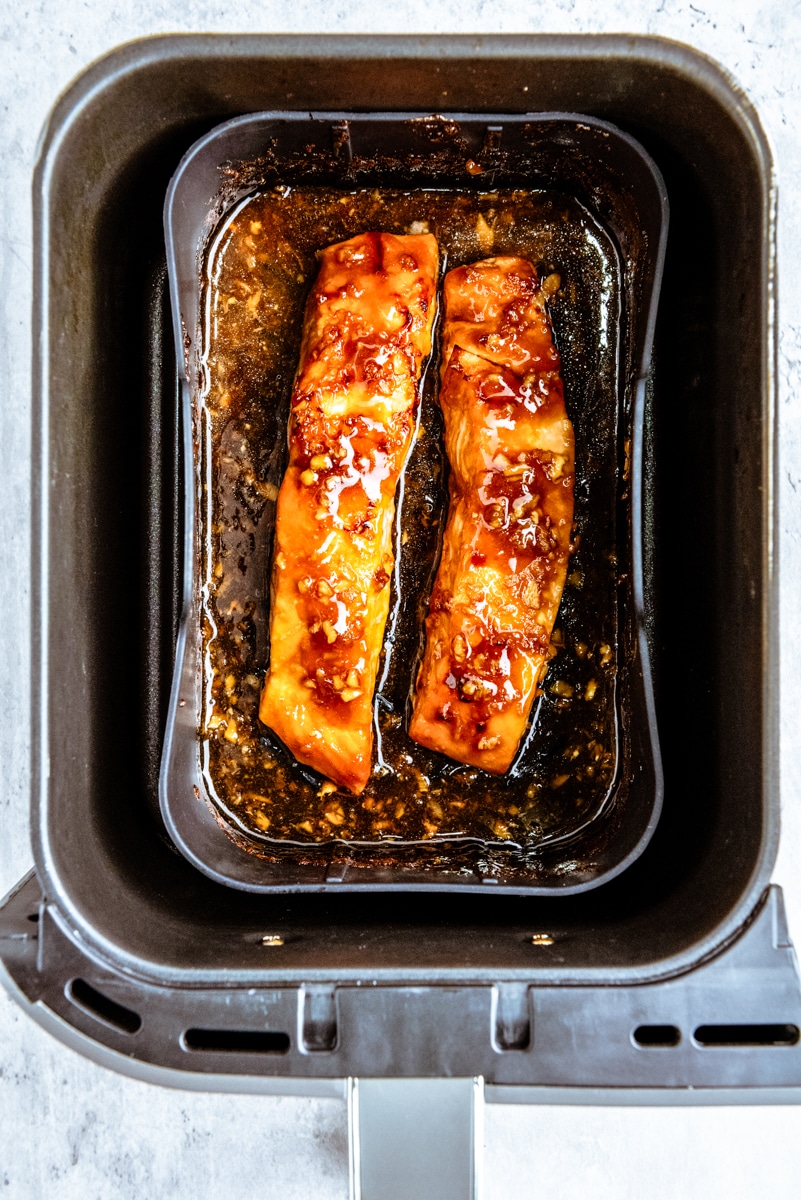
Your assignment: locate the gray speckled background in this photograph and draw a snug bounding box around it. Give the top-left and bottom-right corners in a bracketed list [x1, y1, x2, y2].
[2, 2, 801, 1196]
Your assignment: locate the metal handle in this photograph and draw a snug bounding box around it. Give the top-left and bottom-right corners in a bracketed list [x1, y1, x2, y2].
[349, 1076, 483, 1200]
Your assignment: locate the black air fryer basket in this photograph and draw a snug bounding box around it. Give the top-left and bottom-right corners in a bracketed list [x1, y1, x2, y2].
[2, 33, 799, 1197]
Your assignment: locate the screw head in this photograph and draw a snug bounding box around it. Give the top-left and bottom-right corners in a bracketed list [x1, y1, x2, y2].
[530, 933, 554, 946]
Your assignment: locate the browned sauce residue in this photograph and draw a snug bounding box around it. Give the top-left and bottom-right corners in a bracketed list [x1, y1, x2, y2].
[199, 186, 621, 851]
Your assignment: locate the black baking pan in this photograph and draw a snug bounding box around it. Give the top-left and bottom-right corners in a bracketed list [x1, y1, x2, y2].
[160, 110, 667, 893]
[2, 33, 782, 1034]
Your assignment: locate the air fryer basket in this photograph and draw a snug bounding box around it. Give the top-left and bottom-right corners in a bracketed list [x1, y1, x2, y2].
[2, 35, 797, 1106]
[161, 110, 666, 893]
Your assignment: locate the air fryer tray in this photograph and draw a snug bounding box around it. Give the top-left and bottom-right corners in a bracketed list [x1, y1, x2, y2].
[2, 35, 798, 1103]
[161, 111, 666, 893]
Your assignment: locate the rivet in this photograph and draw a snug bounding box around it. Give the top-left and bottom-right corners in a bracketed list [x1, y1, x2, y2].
[261, 934, 285, 947]
[530, 933, 554, 946]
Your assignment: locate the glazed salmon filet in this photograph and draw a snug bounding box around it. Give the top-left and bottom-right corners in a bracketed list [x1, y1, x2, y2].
[409, 257, 575, 772]
[259, 231, 438, 793]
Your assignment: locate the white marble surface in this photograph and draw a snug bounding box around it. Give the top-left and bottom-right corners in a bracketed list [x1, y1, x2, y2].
[2, 0, 801, 1195]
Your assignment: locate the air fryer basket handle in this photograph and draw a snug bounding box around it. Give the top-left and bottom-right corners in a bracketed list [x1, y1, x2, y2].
[348, 1077, 481, 1200]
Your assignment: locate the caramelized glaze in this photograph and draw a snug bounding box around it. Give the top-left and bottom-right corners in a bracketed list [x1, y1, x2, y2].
[410, 258, 574, 771]
[259, 232, 438, 792]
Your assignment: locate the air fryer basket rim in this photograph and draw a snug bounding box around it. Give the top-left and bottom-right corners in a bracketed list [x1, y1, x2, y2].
[28, 32, 778, 989]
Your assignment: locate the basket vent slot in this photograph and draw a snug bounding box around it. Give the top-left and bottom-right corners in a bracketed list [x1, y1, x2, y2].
[693, 1024, 800, 1047]
[67, 978, 142, 1034]
[633, 1024, 681, 1047]
[183, 1028, 290, 1054]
